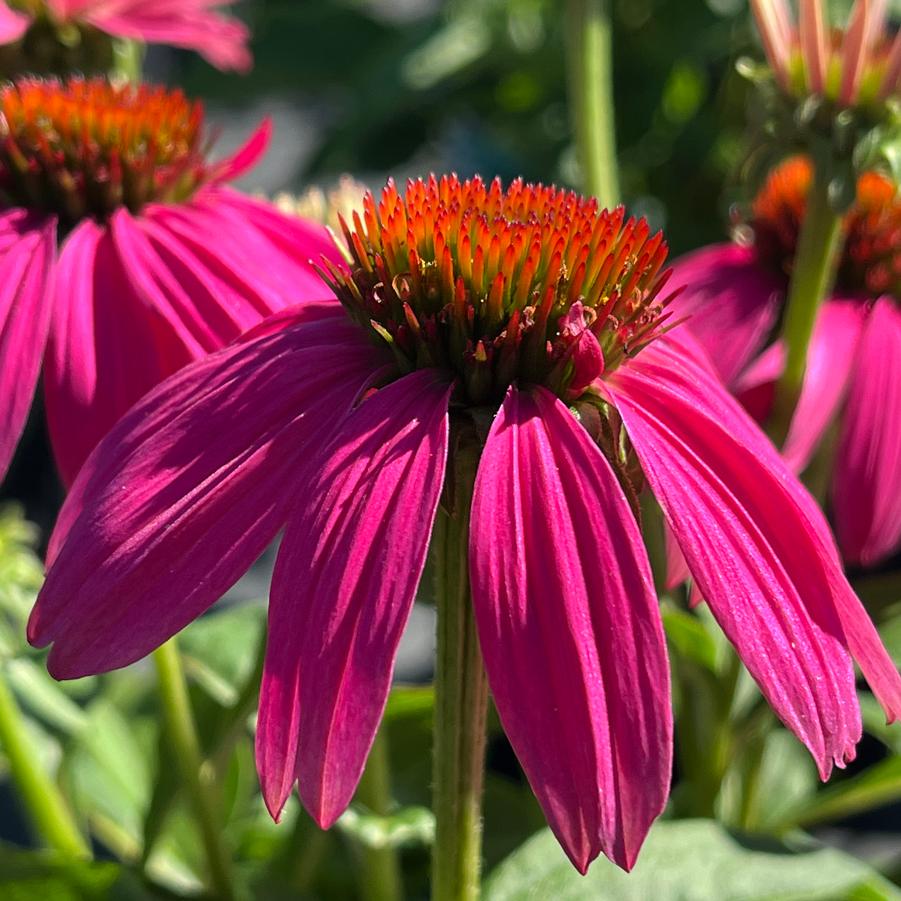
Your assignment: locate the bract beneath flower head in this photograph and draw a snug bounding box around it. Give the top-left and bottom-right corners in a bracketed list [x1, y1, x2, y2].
[321, 175, 675, 407]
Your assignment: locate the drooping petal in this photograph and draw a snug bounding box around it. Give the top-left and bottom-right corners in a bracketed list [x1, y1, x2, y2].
[108, 201, 332, 362]
[833, 298, 901, 567]
[632, 336, 901, 722]
[782, 299, 866, 473]
[48, 0, 252, 72]
[29, 317, 386, 678]
[0, 2, 29, 43]
[469, 386, 671, 873]
[43, 219, 188, 487]
[0, 211, 55, 481]
[609, 346, 863, 777]
[667, 243, 782, 385]
[256, 370, 451, 826]
[614, 337, 901, 729]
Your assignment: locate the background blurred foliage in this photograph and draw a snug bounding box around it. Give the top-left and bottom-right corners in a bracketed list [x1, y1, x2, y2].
[170, 0, 764, 256]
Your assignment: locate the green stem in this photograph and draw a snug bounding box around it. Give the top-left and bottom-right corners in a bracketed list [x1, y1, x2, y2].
[769, 167, 845, 444]
[154, 641, 235, 901]
[110, 38, 145, 83]
[0, 665, 88, 857]
[354, 728, 402, 901]
[431, 439, 489, 901]
[565, 0, 619, 207]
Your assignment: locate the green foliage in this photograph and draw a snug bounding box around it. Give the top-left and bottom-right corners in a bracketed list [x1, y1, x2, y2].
[484, 819, 901, 900]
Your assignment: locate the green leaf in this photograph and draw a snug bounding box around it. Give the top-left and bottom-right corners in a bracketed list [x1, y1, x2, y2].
[6, 659, 87, 735]
[484, 820, 901, 900]
[384, 685, 434, 721]
[335, 804, 434, 850]
[661, 603, 719, 673]
[0, 844, 171, 900]
[178, 602, 266, 706]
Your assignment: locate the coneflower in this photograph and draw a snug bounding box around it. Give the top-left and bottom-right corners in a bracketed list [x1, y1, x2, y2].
[28, 175, 901, 875]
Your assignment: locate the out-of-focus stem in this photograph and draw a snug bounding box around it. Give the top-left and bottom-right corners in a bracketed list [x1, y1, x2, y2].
[565, 0, 619, 207]
[0, 666, 89, 858]
[154, 640, 235, 901]
[354, 728, 403, 901]
[769, 167, 844, 443]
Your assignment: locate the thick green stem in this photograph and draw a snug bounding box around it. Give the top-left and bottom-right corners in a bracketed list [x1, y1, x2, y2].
[354, 728, 402, 901]
[565, 0, 619, 207]
[431, 440, 489, 901]
[769, 168, 845, 444]
[0, 666, 88, 858]
[153, 640, 235, 901]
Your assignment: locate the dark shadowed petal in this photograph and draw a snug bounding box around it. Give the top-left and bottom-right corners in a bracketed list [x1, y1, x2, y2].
[0, 211, 55, 481]
[833, 298, 901, 566]
[256, 370, 452, 826]
[609, 345, 864, 777]
[667, 243, 783, 385]
[44, 219, 189, 486]
[29, 316, 386, 678]
[469, 386, 671, 873]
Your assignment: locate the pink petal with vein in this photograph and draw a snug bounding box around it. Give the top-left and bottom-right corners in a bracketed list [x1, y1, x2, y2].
[667, 243, 782, 386]
[257, 370, 451, 826]
[783, 299, 866, 472]
[615, 336, 901, 727]
[833, 298, 901, 567]
[44, 219, 188, 487]
[470, 386, 671, 873]
[0, 211, 55, 481]
[29, 317, 384, 678]
[609, 347, 863, 777]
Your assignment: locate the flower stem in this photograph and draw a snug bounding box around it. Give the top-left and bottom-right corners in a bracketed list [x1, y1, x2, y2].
[565, 0, 619, 208]
[769, 167, 845, 444]
[0, 665, 89, 858]
[153, 640, 235, 901]
[354, 728, 403, 901]
[431, 438, 489, 901]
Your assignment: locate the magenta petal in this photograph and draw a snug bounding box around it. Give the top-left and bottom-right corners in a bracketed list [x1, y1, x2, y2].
[0, 2, 29, 42]
[469, 386, 671, 873]
[212, 118, 271, 183]
[44, 219, 186, 486]
[833, 298, 901, 566]
[0, 211, 55, 481]
[783, 299, 867, 472]
[256, 370, 452, 826]
[29, 319, 385, 678]
[667, 243, 783, 386]
[610, 346, 863, 777]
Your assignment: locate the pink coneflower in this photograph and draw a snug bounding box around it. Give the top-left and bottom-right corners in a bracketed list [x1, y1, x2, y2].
[28, 176, 901, 873]
[751, 0, 901, 104]
[0, 0, 250, 72]
[670, 156, 901, 567]
[0, 76, 339, 486]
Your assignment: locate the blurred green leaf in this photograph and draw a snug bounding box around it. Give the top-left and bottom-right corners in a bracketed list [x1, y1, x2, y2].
[6, 659, 87, 735]
[336, 803, 434, 850]
[178, 602, 266, 707]
[0, 844, 171, 900]
[662, 603, 720, 673]
[484, 819, 901, 900]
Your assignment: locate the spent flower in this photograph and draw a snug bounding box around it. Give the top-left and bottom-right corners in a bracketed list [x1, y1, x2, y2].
[28, 175, 901, 873]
